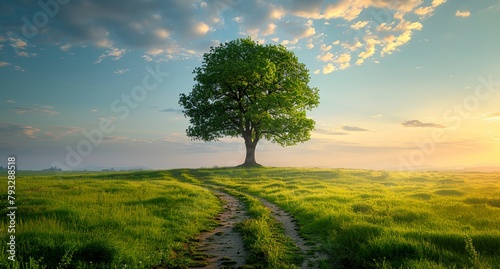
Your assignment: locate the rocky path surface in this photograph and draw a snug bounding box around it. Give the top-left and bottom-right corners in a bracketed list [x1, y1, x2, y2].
[190, 190, 248, 269]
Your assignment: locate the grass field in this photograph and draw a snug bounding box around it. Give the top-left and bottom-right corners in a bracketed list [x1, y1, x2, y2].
[1, 168, 499, 268]
[0, 171, 221, 268]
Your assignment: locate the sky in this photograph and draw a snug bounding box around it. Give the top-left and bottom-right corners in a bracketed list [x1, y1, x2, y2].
[1, 0, 500, 171]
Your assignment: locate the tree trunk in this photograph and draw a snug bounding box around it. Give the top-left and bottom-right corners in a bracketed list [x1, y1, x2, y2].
[242, 134, 259, 166]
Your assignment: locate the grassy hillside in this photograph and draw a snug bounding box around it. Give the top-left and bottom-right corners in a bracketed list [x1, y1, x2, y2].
[0, 171, 220, 268]
[1, 168, 499, 268]
[179, 168, 500, 268]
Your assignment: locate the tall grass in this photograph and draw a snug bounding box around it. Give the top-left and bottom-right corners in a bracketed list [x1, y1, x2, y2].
[182, 167, 500, 268]
[2, 168, 499, 268]
[225, 188, 302, 268]
[0, 172, 220, 268]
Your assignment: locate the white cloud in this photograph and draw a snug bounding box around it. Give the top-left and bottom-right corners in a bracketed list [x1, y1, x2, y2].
[114, 69, 130, 74]
[60, 43, 72, 51]
[95, 47, 127, 63]
[298, 26, 316, 39]
[320, 44, 332, 51]
[0, 61, 10, 67]
[376, 22, 394, 31]
[382, 30, 414, 55]
[351, 20, 369, 30]
[95, 38, 113, 49]
[342, 125, 369, 132]
[414, 6, 433, 16]
[401, 120, 446, 128]
[262, 23, 277, 36]
[0, 123, 40, 139]
[358, 37, 380, 60]
[9, 38, 27, 50]
[280, 39, 298, 47]
[322, 63, 336, 74]
[335, 53, 351, 70]
[22, 126, 40, 138]
[192, 22, 210, 36]
[14, 66, 25, 72]
[455, 10, 471, 17]
[0, 0, 442, 66]
[14, 105, 58, 115]
[154, 28, 170, 39]
[394, 21, 423, 31]
[318, 52, 334, 62]
[142, 55, 154, 62]
[432, 0, 447, 7]
[342, 40, 363, 51]
[321, 0, 423, 21]
[322, 0, 364, 21]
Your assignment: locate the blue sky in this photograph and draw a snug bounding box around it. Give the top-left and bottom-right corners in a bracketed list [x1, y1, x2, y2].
[1, 0, 499, 170]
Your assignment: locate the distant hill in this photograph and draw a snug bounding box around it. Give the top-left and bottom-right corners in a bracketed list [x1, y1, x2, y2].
[460, 166, 500, 172]
[77, 165, 151, 171]
[418, 165, 500, 172]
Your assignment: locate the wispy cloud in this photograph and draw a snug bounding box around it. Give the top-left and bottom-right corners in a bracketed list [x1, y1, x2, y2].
[103, 136, 130, 143]
[162, 132, 191, 144]
[342, 125, 369, 132]
[34, 126, 84, 141]
[160, 108, 183, 113]
[0, 61, 10, 67]
[481, 112, 500, 122]
[14, 105, 59, 115]
[401, 120, 446, 128]
[95, 47, 127, 64]
[60, 43, 72, 51]
[5, 100, 16, 103]
[114, 69, 130, 74]
[315, 129, 349, 136]
[0, 122, 40, 139]
[59, 127, 84, 136]
[322, 63, 335, 74]
[455, 10, 471, 17]
[0, 0, 447, 72]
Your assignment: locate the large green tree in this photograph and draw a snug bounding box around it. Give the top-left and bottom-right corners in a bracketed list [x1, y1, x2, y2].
[179, 38, 320, 166]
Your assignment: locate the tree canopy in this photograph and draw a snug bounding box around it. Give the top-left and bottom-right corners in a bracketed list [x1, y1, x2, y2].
[179, 37, 320, 166]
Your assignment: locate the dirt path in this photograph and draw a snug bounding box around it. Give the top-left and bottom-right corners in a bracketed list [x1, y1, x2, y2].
[190, 190, 248, 268]
[256, 197, 328, 268]
[191, 186, 327, 268]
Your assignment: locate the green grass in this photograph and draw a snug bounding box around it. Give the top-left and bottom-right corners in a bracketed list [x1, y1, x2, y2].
[0, 171, 221, 268]
[180, 167, 500, 269]
[224, 188, 303, 268]
[2, 168, 499, 268]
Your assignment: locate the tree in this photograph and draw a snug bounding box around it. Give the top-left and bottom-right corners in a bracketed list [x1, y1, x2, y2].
[179, 37, 320, 166]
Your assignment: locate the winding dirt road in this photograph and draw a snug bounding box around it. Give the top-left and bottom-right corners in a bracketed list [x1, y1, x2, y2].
[190, 190, 248, 268]
[191, 187, 327, 268]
